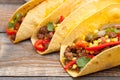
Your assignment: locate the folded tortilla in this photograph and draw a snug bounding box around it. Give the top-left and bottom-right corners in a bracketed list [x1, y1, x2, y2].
[60, 4, 120, 77]
[7, 0, 65, 43]
[31, 0, 120, 54]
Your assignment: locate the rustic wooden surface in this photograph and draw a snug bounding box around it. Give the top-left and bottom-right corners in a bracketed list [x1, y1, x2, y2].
[1, 0, 120, 80]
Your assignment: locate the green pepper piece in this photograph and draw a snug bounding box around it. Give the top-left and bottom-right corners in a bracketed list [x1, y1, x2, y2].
[47, 22, 54, 31]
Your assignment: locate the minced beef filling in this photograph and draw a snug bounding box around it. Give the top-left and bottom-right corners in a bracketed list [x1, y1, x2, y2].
[37, 26, 54, 40]
[64, 46, 88, 61]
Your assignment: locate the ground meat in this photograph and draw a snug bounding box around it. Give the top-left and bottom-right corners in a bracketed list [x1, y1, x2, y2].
[64, 45, 88, 60]
[114, 25, 120, 29]
[107, 32, 117, 38]
[64, 59, 71, 65]
[72, 53, 77, 57]
[75, 67, 80, 73]
[76, 49, 82, 54]
[37, 34, 44, 39]
[39, 26, 48, 34]
[70, 45, 76, 53]
[65, 46, 71, 53]
[37, 26, 55, 40]
[14, 23, 20, 30]
[78, 52, 85, 57]
[64, 52, 73, 60]
[46, 32, 54, 39]
[10, 34, 16, 40]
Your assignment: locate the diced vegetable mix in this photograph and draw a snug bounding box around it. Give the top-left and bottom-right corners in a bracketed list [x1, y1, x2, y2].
[64, 24, 120, 72]
[6, 13, 24, 40]
[8, 13, 22, 29]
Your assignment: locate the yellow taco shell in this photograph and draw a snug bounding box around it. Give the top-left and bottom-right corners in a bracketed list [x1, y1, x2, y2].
[32, 0, 120, 54]
[60, 4, 120, 77]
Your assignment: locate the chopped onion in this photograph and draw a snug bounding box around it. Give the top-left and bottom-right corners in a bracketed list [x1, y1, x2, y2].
[96, 30, 106, 37]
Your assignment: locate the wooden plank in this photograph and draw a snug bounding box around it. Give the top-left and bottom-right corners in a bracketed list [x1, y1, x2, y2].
[1, 33, 120, 76]
[0, 0, 25, 4]
[1, 77, 120, 80]
[0, 4, 22, 32]
[0, 33, 68, 76]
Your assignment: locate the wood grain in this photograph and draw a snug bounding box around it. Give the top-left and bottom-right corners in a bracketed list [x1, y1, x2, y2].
[0, 4, 23, 32]
[1, 33, 120, 76]
[0, 33, 68, 76]
[0, 0, 25, 4]
[0, 0, 120, 78]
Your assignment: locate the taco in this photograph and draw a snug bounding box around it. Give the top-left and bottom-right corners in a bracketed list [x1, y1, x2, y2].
[31, 0, 120, 54]
[6, 0, 65, 43]
[60, 4, 120, 77]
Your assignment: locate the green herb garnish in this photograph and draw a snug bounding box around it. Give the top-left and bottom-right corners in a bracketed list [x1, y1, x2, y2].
[106, 27, 120, 33]
[8, 22, 14, 29]
[76, 57, 91, 68]
[14, 13, 22, 23]
[47, 22, 54, 31]
[16, 13, 22, 20]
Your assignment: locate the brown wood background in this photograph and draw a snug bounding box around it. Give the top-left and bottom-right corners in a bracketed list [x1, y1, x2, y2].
[0, 0, 120, 79]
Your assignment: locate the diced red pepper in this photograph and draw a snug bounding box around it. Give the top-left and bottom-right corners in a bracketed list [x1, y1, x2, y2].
[34, 39, 50, 52]
[6, 27, 17, 35]
[117, 34, 120, 41]
[75, 40, 88, 48]
[64, 60, 76, 71]
[34, 40, 45, 52]
[42, 39, 50, 45]
[59, 16, 64, 23]
[85, 41, 120, 51]
[87, 54, 94, 58]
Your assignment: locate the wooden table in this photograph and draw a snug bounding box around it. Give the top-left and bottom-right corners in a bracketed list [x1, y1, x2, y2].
[0, 0, 120, 80]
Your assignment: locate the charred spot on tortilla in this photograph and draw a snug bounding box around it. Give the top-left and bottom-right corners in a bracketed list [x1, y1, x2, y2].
[107, 53, 112, 57]
[63, 24, 120, 72]
[94, 61, 99, 65]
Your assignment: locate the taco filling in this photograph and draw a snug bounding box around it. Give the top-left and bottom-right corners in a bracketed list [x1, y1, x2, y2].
[6, 13, 24, 41]
[34, 16, 64, 52]
[63, 24, 120, 73]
